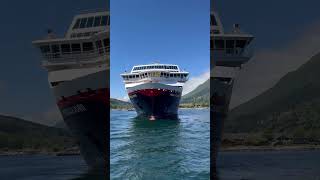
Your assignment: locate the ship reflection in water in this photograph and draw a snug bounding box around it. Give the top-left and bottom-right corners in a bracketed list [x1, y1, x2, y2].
[110, 109, 210, 179]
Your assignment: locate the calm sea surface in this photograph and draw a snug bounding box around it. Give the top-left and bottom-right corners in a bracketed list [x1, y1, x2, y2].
[217, 150, 320, 180]
[110, 108, 210, 180]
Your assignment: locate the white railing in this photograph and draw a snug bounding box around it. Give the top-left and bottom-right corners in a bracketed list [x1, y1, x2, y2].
[123, 76, 188, 84]
[42, 46, 109, 65]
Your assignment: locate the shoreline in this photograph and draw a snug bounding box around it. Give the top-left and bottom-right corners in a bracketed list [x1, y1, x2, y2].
[1, 145, 320, 156]
[110, 107, 209, 110]
[0, 149, 80, 156]
[220, 145, 320, 152]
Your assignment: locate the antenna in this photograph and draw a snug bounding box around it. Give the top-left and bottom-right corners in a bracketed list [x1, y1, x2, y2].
[46, 28, 56, 39]
[47, 28, 53, 34]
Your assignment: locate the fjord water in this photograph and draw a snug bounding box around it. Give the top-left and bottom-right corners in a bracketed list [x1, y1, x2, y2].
[218, 150, 320, 180]
[0, 155, 105, 180]
[110, 108, 210, 180]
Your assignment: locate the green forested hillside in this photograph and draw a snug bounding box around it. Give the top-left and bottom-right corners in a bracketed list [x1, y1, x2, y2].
[181, 79, 209, 107]
[0, 115, 75, 152]
[226, 53, 320, 140]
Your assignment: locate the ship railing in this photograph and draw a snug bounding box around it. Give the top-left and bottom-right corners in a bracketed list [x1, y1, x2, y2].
[123, 77, 188, 83]
[41, 46, 109, 65]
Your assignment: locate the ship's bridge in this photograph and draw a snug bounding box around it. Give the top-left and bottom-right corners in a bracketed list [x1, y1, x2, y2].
[32, 10, 109, 71]
[131, 64, 181, 73]
[66, 10, 109, 39]
[121, 64, 189, 84]
[211, 11, 254, 67]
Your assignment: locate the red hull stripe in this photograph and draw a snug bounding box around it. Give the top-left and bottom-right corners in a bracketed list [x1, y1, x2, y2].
[128, 88, 180, 97]
[57, 88, 109, 108]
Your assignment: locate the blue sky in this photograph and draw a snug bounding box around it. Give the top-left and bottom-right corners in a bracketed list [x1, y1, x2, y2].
[110, 0, 210, 99]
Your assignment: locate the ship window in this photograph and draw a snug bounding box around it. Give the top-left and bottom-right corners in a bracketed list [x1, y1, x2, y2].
[52, 44, 60, 53]
[211, 15, 218, 26]
[80, 18, 88, 28]
[71, 43, 81, 53]
[235, 40, 247, 48]
[77, 33, 83, 38]
[107, 15, 110, 26]
[95, 40, 103, 54]
[174, 74, 177, 77]
[86, 17, 94, 28]
[83, 42, 94, 52]
[40, 45, 50, 54]
[94, 16, 101, 27]
[101, 16, 107, 26]
[103, 39, 109, 47]
[226, 40, 234, 49]
[73, 19, 81, 29]
[214, 40, 224, 49]
[61, 44, 71, 54]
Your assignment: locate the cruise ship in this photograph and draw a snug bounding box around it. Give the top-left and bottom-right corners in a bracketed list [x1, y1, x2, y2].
[121, 64, 189, 120]
[210, 10, 254, 174]
[32, 10, 109, 170]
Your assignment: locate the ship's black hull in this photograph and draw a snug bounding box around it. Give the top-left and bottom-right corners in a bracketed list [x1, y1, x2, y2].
[57, 88, 108, 170]
[129, 88, 181, 120]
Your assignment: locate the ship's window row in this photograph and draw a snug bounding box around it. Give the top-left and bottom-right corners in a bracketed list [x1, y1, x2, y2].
[133, 65, 178, 71]
[210, 39, 248, 49]
[73, 15, 109, 29]
[39, 38, 110, 58]
[70, 31, 99, 38]
[122, 72, 188, 80]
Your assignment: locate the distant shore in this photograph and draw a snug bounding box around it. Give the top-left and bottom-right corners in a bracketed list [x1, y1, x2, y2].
[110, 106, 209, 110]
[221, 145, 320, 152]
[1, 145, 320, 156]
[0, 148, 80, 156]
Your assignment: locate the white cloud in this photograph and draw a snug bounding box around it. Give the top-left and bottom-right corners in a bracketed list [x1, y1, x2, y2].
[120, 95, 130, 102]
[23, 105, 63, 127]
[183, 70, 210, 95]
[230, 20, 320, 108]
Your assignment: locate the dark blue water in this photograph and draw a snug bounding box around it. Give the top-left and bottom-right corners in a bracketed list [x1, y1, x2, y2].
[0, 155, 99, 180]
[110, 108, 210, 180]
[217, 150, 320, 180]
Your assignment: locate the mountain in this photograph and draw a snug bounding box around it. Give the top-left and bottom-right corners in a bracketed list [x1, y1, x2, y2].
[110, 98, 133, 109]
[226, 53, 320, 139]
[0, 115, 75, 152]
[181, 79, 209, 106]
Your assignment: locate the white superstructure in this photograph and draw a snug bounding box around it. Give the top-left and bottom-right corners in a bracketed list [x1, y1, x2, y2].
[32, 10, 110, 170]
[121, 63, 189, 91]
